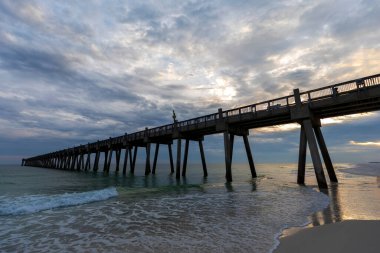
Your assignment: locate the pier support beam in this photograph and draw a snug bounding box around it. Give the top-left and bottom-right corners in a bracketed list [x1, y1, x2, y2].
[145, 144, 151, 175]
[243, 134, 257, 178]
[297, 125, 307, 184]
[128, 147, 133, 173]
[78, 155, 82, 170]
[67, 155, 71, 169]
[59, 156, 63, 169]
[302, 119, 328, 189]
[199, 140, 208, 177]
[182, 139, 190, 177]
[65, 155, 70, 169]
[152, 144, 160, 174]
[115, 149, 121, 172]
[224, 132, 232, 182]
[314, 126, 338, 182]
[103, 150, 109, 172]
[72, 156, 76, 170]
[168, 144, 174, 174]
[122, 147, 129, 174]
[62, 155, 66, 169]
[77, 154, 83, 171]
[293, 88, 336, 188]
[106, 149, 113, 172]
[230, 134, 235, 163]
[131, 146, 138, 174]
[93, 150, 100, 172]
[176, 139, 182, 179]
[70, 154, 77, 170]
[85, 152, 91, 171]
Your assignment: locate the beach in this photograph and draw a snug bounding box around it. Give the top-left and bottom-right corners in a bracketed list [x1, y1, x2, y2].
[275, 163, 380, 253]
[275, 220, 380, 253]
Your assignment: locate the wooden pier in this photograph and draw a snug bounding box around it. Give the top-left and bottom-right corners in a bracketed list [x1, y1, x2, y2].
[22, 73, 380, 188]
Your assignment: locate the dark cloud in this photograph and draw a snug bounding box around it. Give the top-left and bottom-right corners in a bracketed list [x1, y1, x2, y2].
[281, 69, 314, 88]
[0, 42, 74, 79]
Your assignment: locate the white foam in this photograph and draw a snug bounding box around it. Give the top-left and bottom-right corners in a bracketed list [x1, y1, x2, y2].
[0, 187, 118, 215]
[269, 188, 330, 253]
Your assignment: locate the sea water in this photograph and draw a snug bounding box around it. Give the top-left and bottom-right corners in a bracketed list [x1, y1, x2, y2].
[0, 163, 378, 252]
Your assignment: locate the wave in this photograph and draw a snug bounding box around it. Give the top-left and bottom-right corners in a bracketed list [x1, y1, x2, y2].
[0, 187, 118, 215]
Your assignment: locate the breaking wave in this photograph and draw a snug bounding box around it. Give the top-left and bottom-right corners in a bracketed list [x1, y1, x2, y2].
[0, 187, 118, 215]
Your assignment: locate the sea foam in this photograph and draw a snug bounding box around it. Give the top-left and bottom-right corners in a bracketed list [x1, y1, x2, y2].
[0, 187, 118, 215]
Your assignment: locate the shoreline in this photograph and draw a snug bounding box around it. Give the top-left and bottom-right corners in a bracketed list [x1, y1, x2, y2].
[274, 164, 380, 253]
[274, 220, 380, 253]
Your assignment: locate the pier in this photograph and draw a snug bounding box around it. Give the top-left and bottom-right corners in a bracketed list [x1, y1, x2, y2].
[22, 73, 380, 188]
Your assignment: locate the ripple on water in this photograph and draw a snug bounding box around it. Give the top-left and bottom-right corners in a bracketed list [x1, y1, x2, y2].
[0, 184, 329, 253]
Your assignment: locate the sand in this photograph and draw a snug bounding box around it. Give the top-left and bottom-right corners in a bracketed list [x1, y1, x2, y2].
[275, 220, 380, 253]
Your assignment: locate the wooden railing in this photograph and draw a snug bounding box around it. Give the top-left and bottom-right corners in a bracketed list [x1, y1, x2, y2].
[26, 73, 380, 160]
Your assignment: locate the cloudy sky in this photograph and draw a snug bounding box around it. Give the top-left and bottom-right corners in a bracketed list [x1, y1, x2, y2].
[0, 0, 379, 165]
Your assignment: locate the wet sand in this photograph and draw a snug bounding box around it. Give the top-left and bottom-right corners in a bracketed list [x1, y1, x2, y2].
[275, 220, 380, 253]
[275, 164, 380, 253]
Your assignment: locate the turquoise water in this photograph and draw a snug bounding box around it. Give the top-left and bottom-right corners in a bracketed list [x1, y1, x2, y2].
[0, 163, 378, 252]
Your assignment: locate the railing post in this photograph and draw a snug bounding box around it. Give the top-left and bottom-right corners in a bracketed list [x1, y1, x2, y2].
[294, 89, 301, 108]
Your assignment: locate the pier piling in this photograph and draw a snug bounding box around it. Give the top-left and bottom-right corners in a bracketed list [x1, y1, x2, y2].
[115, 149, 121, 172]
[176, 139, 182, 179]
[314, 126, 338, 182]
[182, 139, 189, 177]
[303, 120, 328, 189]
[243, 134, 257, 178]
[199, 140, 208, 177]
[145, 144, 151, 175]
[168, 144, 174, 174]
[224, 132, 233, 182]
[152, 144, 160, 174]
[297, 125, 307, 184]
[122, 147, 129, 174]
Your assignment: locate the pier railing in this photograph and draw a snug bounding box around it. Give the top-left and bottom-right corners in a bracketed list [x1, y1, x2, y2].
[28, 73, 380, 159]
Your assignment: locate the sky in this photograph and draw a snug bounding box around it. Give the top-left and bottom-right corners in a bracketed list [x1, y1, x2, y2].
[0, 0, 379, 165]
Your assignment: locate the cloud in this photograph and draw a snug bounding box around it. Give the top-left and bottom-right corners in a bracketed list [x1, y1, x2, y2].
[349, 141, 380, 147]
[0, 0, 379, 162]
[254, 137, 284, 143]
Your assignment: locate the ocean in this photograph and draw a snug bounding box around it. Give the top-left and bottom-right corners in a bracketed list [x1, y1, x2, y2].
[0, 163, 379, 252]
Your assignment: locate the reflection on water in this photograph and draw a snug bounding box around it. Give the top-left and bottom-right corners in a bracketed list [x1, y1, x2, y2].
[311, 183, 342, 226]
[225, 182, 234, 192]
[310, 169, 380, 227]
